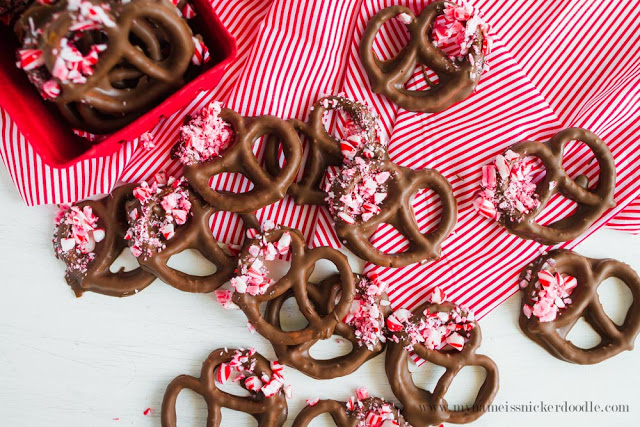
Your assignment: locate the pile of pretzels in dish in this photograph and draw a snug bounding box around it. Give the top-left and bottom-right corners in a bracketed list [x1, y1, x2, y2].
[11, 0, 209, 134]
[48, 1, 640, 426]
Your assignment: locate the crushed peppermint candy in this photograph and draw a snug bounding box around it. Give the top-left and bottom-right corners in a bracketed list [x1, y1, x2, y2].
[386, 287, 475, 351]
[173, 101, 234, 165]
[318, 96, 386, 162]
[345, 388, 409, 427]
[219, 224, 291, 300]
[326, 157, 391, 224]
[140, 132, 155, 150]
[474, 149, 542, 223]
[53, 203, 105, 275]
[522, 263, 578, 322]
[431, 1, 492, 73]
[342, 274, 390, 350]
[216, 349, 289, 399]
[125, 174, 192, 259]
[16, 0, 116, 97]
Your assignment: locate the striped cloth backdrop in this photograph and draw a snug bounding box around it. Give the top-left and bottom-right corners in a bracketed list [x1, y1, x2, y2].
[1, 0, 639, 318]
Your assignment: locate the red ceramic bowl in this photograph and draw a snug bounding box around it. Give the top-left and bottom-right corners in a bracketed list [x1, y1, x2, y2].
[0, 0, 237, 168]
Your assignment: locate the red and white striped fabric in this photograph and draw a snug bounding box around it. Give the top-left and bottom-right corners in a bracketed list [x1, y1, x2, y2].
[1, 0, 639, 319]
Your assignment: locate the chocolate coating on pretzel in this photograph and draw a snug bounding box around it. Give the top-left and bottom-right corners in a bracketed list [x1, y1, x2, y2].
[329, 157, 457, 268]
[183, 108, 303, 213]
[503, 127, 616, 244]
[126, 184, 237, 293]
[161, 348, 288, 427]
[53, 183, 156, 297]
[264, 95, 383, 206]
[386, 302, 499, 426]
[232, 227, 355, 346]
[519, 249, 640, 364]
[265, 274, 390, 379]
[359, 2, 487, 113]
[16, 0, 195, 134]
[293, 397, 409, 427]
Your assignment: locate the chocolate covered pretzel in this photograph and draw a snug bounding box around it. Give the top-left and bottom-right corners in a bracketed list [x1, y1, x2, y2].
[474, 127, 616, 244]
[229, 227, 355, 346]
[264, 95, 385, 206]
[519, 249, 640, 364]
[327, 156, 457, 268]
[265, 274, 391, 379]
[15, 0, 195, 134]
[385, 290, 499, 426]
[176, 105, 303, 213]
[125, 175, 238, 293]
[161, 348, 288, 427]
[293, 389, 409, 427]
[359, 1, 491, 113]
[53, 183, 156, 297]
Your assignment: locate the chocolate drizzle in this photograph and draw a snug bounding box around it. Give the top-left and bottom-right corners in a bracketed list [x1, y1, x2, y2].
[519, 249, 640, 364]
[385, 301, 499, 426]
[504, 127, 616, 244]
[359, 1, 486, 113]
[265, 274, 391, 379]
[182, 108, 303, 213]
[161, 348, 288, 427]
[232, 227, 355, 346]
[53, 183, 156, 297]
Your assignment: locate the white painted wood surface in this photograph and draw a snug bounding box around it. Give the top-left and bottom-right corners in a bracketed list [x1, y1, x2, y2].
[0, 166, 638, 427]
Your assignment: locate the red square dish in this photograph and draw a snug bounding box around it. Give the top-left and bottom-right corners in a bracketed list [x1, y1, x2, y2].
[0, 0, 237, 167]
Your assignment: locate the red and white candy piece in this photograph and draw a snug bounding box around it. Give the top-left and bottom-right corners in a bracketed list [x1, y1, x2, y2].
[216, 363, 231, 384]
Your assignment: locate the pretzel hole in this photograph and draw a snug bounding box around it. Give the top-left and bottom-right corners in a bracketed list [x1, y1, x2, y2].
[442, 365, 489, 408]
[597, 277, 633, 326]
[405, 63, 440, 92]
[209, 211, 247, 250]
[279, 296, 309, 332]
[309, 337, 354, 360]
[560, 140, 601, 190]
[370, 223, 410, 254]
[209, 172, 255, 194]
[174, 388, 209, 426]
[411, 188, 443, 234]
[564, 318, 602, 349]
[220, 408, 257, 426]
[372, 14, 412, 61]
[306, 413, 334, 426]
[108, 248, 140, 273]
[411, 360, 446, 390]
[166, 249, 218, 276]
[534, 193, 579, 227]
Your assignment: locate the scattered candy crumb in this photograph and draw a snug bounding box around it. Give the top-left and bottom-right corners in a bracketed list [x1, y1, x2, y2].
[53, 203, 104, 276]
[522, 262, 577, 322]
[215, 349, 289, 399]
[342, 274, 389, 350]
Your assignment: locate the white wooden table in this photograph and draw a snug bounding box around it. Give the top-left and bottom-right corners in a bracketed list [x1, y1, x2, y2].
[0, 166, 638, 426]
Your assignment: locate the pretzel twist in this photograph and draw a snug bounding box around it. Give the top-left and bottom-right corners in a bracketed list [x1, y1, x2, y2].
[265, 274, 390, 379]
[519, 249, 640, 364]
[505, 127, 616, 244]
[359, 2, 486, 113]
[184, 109, 303, 213]
[333, 159, 457, 268]
[54, 183, 156, 297]
[386, 302, 499, 426]
[232, 228, 355, 346]
[161, 348, 288, 427]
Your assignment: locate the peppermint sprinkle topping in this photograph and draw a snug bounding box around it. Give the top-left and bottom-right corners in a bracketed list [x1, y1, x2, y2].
[53, 204, 105, 275]
[226, 225, 291, 297]
[326, 157, 390, 224]
[342, 275, 389, 350]
[174, 101, 233, 165]
[216, 349, 289, 399]
[345, 388, 408, 427]
[522, 265, 577, 322]
[474, 149, 541, 223]
[386, 287, 475, 351]
[125, 174, 191, 259]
